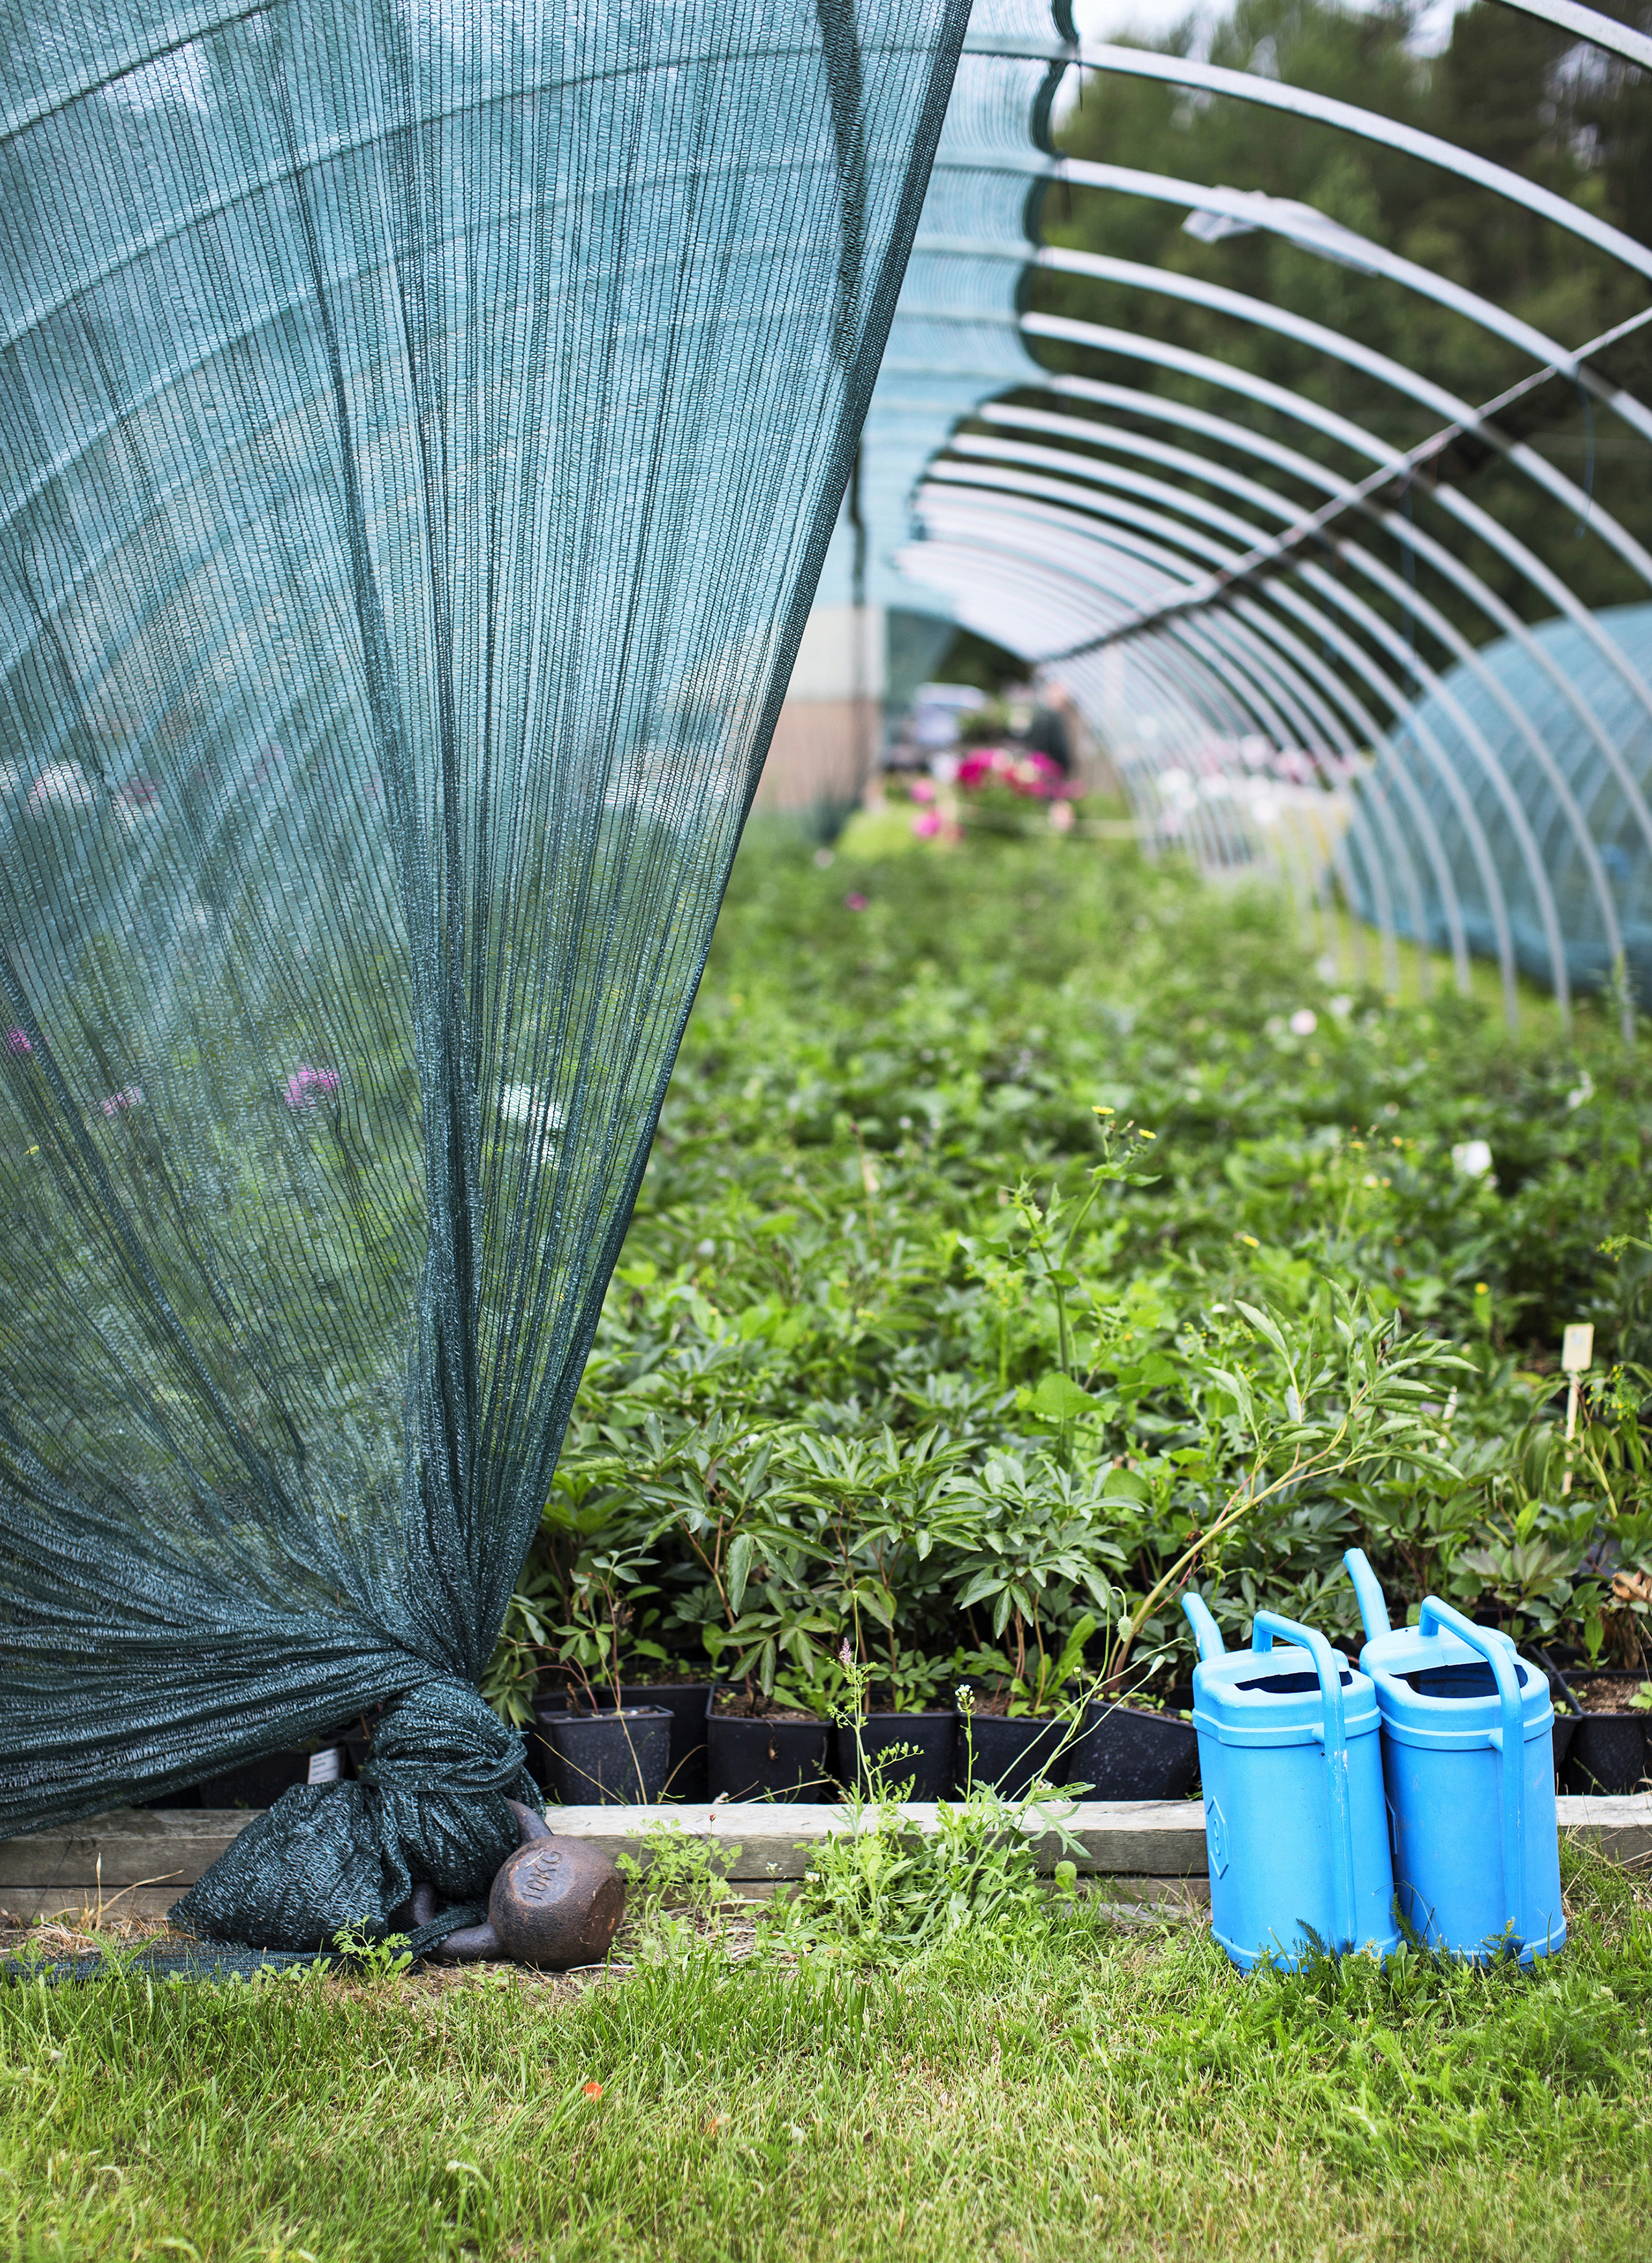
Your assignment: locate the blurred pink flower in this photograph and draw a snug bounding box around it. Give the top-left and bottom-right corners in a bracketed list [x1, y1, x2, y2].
[956, 744, 1065, 801]
[910, 809, 942, 839]
[101, 1085, 143, 1116]
[910, 777, 937, 804]
[6, 1028, 30, 1055]
[284, 1065, 341, 1109]
[844, 892, 868, 912]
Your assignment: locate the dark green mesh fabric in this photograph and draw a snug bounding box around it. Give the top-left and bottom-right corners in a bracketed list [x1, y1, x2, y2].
[0, 0, 967, 1946]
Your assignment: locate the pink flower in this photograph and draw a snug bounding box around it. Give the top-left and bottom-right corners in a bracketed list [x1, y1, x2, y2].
[910, 777, 937, 804]
[6, 1028, 31, 1055]
[101, 1085, 143, 1116]
[910, 809, 941, 840]
[957, 744, 1065, 800]
[844, 892, 868, 912]
[284, 1065, 341, 1109]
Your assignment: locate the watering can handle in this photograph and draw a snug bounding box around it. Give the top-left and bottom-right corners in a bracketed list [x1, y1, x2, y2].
[1418, 1598, 1525, 1944]
[1252, 1610, 1357, 1954]
[1182, 1593, 1226, 1662]
[1342, 1547, 1392, 1641]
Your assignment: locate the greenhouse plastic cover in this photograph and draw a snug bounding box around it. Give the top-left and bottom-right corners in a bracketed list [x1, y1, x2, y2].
[1352, 606, 1652, 998]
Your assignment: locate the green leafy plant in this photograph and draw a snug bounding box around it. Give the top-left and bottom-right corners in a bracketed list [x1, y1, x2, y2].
[614, 1819, 742, 1958]
[943, 1453, 1124, 1705]
[764, 1656, 1085, 1965]
[330, 1924, 413, 1983]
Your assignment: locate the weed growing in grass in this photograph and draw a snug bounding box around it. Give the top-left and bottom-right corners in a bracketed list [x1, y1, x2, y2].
[616, 1821, 744, 1959]
[761, 1655, 1084, 1967]
[329, 1923, 413, 1983]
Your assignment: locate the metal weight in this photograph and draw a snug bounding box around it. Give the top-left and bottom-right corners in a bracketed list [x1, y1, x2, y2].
[422, 1802, 626, 1968]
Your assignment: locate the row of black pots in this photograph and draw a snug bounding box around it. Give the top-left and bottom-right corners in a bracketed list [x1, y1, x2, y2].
[1535, 1665, 1651, 1796]
[528, 1687, 1202, 1808]
[143, 1724, 371, 1810]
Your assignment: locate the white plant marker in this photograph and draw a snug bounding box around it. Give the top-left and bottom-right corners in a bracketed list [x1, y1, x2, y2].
[1561, 1323, 1594, 1495]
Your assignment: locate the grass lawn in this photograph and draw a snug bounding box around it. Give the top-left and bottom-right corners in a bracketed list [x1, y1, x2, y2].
[2, 1846, 1648, 2262]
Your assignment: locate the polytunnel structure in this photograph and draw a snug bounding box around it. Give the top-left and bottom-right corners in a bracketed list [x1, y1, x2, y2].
[844, 0, 1652, 1033]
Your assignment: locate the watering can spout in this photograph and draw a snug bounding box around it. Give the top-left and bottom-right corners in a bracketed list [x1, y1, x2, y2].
[1181, 1591, 1226, 1662]
[1342, 1547, 1392, 1640]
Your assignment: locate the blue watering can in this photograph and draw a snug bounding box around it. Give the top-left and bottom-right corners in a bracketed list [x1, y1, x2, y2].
[1343, 1549, 1564, 1963]
[1183, 1594, 1398, 1972]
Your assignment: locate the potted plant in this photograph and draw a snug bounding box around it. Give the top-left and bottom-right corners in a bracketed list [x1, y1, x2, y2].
[528, 1543, 673, 1806]
[833, 1645, 956, 1800]
[772, 1422, 970, 1802]
[633, 1417, 834, 1801]
[1555, 1663, 1652, 1795]
[942, 1451, 1123, 1797]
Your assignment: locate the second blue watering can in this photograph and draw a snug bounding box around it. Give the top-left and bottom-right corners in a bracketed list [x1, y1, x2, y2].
[1344, 1549, 1564, 1964]
[1184, 1595, 1399, 1972]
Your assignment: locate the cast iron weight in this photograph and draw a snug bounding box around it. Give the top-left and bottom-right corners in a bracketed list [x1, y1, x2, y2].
[416, 1801, 626, 1967]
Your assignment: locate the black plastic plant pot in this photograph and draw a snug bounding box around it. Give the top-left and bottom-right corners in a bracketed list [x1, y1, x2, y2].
[954, 1709, 1071, 1800]
[196, 1743, 344, 1809]
[614, 1681, 713, 1802]
[1561, 1673, 1651, 1795]
[1551, 1712, 1579, 1784]
[534, 1706, 672, 1806]
[835, 1711, 956, 1801]
[1067, 1699, 1200, 1800]
[705, 1688, 831, 1803]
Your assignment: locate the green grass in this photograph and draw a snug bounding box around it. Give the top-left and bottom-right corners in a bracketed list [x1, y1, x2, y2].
[3, 1848, 1648, 2262]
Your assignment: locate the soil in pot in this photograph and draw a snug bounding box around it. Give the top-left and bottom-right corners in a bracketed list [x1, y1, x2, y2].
[835, 1711, 956, 1801]
[705, 1688, 831, 1803]
[1559, 1672, 1652, 1795]
[954, 1696, 1075, 1801]
[1067, 1698, 1199, 1800]
[615, 1678, 712, 1800]
[533, 1705, 672, 1806]
[536, 1671, 714, 1800]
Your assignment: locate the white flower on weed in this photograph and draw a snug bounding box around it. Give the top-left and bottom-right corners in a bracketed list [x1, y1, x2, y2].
[1566, 1071, 1594, 1111]
[1452, 1139, 1493, 1178]
[1328, 995, 1354, 1021]
[28, 763, 95, 815]
[498, 1083, 564, 1133]
[1289, 1008, 1318, 1036]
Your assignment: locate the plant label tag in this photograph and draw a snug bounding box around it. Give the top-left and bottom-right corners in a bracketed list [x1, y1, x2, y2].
[306, 1746, 343, 1785]
[1561, 1324, 1594, 1375]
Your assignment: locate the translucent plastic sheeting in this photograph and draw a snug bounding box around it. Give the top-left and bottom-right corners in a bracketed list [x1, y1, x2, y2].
[1352, 606, 1652, 1001]
[812, 0, 1055, 620]
[0, 0, 969, 1941]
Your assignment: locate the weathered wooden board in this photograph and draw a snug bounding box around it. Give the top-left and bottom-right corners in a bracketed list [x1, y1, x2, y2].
[3, 1796, 1646, 1919]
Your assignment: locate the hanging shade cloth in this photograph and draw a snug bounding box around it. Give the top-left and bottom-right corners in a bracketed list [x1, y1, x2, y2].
[0, 0, 968, 1948]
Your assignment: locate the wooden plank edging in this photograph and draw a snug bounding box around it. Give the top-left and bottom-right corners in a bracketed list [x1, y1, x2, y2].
[3, 1793, 1647, 1893]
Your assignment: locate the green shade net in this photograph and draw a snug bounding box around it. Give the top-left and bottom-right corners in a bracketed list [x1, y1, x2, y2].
[0, 0, 967, 1948]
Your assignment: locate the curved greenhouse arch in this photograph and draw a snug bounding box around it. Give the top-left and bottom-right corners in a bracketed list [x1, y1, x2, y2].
[846, 1, 1652, 1028]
